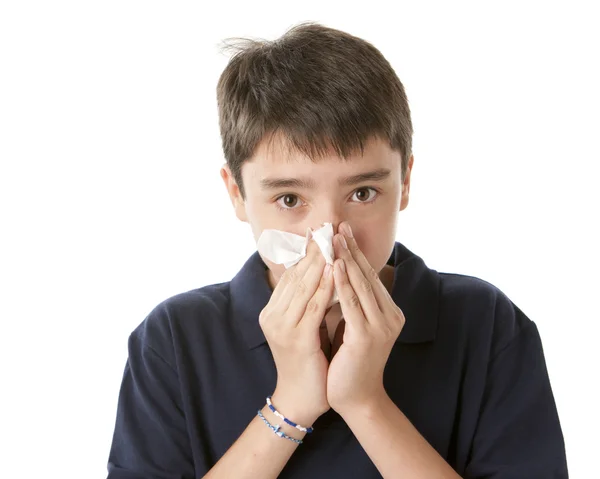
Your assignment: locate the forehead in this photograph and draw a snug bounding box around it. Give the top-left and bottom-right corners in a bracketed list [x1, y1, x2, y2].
[244, 133, 401, 178]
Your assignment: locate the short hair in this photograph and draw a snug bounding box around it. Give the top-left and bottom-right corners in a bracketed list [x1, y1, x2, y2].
[217, 22, 413, 198]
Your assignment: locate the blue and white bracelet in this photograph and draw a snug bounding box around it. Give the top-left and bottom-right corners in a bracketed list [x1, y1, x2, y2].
[266, 396, 314, 434]
[257, 409, 303, 444]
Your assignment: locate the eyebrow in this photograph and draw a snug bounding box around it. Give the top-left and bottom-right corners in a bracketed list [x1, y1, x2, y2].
[260, 168, 391, 190]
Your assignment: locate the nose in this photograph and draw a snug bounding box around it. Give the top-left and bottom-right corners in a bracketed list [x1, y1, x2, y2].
[313, 202, 344, 234]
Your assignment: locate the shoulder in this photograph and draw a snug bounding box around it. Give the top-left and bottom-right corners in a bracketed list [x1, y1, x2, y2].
[129, 281, 233, 366]
[437, 272, 534, 359]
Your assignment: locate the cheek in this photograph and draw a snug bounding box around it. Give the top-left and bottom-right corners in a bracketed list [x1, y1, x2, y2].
[247, 203, 308, 237]
[352, 224, 397, 271]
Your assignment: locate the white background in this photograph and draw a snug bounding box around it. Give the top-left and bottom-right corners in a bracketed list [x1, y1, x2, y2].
[1, 1, 598, 477]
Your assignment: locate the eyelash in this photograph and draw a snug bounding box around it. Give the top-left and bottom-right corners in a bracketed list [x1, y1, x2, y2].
[274, 187, 380, 212]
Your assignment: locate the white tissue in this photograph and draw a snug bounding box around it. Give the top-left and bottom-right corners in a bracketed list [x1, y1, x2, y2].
[257, 223, 339, 306]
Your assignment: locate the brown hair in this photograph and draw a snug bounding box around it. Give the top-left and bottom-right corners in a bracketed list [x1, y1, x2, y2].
[216, 22, 413, 199]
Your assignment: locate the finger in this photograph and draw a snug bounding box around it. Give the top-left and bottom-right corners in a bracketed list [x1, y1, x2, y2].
[338, 223, 396, 312]
[332, 258, 367, 331]
[333, 234, 381, 322]
[294, 260, 334, 330]
[271, 237, 324, 308]
[283, 241, 328, 323]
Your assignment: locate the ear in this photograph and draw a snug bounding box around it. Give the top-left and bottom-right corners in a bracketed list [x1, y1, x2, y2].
[399, 154, 414, 212]
[220, 164, 248, 223]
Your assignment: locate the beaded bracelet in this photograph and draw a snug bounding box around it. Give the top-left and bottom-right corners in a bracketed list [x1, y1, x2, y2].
[257, 409, 303, 444]
[266, 396, 314, 434]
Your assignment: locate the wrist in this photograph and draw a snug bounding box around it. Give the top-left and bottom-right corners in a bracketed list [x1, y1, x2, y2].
[334, 388, 390, 420]
[270, 391, 322, 427]
[260, 404, 307, 442]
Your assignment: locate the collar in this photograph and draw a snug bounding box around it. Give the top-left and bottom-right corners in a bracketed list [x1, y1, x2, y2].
[230, 241, 440, 350]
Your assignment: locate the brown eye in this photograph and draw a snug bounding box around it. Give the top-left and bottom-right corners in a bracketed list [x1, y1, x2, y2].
[352, 187, 377, 202]
[277, 194, 300, 209]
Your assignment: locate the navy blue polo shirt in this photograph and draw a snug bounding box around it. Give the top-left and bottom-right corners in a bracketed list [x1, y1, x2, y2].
[107, 241, 568, 478]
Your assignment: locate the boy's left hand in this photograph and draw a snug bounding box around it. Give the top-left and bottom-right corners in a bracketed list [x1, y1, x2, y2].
[326, 222, 406, 414]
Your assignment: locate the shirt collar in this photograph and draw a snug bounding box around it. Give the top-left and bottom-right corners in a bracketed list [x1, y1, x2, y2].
[230, 241, 440, 350]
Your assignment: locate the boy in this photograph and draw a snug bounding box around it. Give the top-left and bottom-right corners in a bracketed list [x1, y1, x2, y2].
[107, 22, 568, 478]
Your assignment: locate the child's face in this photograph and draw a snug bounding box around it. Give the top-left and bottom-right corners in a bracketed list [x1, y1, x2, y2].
[222, 134, 413, 282]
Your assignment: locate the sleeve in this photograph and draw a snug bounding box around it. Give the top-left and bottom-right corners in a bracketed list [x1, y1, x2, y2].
[464, 320, 569, 478]
[107, 332, 195, 479]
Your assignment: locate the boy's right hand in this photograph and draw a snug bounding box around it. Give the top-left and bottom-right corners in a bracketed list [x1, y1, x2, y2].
[259, 239, 334, 427]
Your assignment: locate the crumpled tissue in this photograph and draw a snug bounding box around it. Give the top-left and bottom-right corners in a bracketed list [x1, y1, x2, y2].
[257, 222, 339, 306]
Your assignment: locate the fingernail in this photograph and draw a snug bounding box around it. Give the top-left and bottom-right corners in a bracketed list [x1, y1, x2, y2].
[342, 223, 353, 238]
[339, 259, 346, 273]
[339, 235, 348, 250]
[324, 264, 332, 277]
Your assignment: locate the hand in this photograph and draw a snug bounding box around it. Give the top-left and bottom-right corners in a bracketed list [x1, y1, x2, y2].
[259, 239, 335, 426]
[326, 222, 406, 414]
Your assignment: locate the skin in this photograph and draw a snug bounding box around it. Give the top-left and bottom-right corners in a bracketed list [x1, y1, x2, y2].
[221, 133, 413, 283]
[221, 132, 413, 342]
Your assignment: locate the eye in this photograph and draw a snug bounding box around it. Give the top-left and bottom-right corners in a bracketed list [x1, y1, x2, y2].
[276, 194, 302, 210]
[351, 187, 378, 203]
